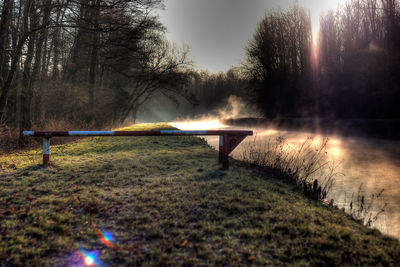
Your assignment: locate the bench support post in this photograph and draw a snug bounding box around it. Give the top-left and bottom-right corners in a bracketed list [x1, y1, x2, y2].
[219, 135, 223, 163]
[222, 134, 229, 169]
[43, 137, 50, 166]
[219, 134, 247, 170]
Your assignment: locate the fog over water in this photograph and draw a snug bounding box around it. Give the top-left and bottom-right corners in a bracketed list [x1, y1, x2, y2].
[171, 119, 400, 239]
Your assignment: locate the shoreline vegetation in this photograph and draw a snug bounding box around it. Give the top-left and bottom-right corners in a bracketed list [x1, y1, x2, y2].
[1, 123, 399, 266]
[239, 133, 388, 229]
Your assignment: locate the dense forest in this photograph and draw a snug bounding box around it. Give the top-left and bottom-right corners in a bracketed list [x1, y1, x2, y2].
[1, 0, 400, 144]
[0, 0, 194, 134]
[242, 0, 400, 120]
[317, 0, 400, 119]
[190, 0, 400, 121]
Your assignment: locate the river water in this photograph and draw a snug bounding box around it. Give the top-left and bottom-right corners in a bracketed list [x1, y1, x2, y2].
[171, 119, 400, 239]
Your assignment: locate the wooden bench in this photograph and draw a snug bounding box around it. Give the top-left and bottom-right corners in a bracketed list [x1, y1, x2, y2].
[23, 130, 253, 169]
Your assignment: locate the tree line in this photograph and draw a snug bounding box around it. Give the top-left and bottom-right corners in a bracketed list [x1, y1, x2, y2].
[135, 0, 400, 124]
[0, 0, 194, 137]
[183, 68, 247, 116]
[243, 0, 400, 120]
[1, 0, 399, 143]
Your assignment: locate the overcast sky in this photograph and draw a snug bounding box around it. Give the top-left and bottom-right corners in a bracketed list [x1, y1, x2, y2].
[158, 0, 344, 73]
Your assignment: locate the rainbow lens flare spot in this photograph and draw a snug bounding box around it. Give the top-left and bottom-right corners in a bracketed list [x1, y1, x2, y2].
[103, 231, 114, 242]
[84, 255, 95, 265]
[94, 228, 117, 248]
[78, 249, 99, 266]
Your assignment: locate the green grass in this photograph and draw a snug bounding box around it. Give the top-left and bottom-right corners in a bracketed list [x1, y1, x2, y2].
[0, 123, 399, 266]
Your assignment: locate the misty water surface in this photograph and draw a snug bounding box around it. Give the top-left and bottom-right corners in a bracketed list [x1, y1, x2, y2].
[172, 120, 400, 239]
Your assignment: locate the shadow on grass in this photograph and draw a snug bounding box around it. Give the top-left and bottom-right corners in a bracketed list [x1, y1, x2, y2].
[195, 169, 227, 182]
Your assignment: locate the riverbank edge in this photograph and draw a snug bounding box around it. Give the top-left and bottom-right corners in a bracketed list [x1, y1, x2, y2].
[0, 123, 399, 266]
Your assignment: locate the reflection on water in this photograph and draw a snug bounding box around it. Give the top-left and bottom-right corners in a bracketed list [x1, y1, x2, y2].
[171, 120, 400, 239]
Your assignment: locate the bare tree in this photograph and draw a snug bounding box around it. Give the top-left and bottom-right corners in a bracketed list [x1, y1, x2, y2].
[243, 4, 312, 117]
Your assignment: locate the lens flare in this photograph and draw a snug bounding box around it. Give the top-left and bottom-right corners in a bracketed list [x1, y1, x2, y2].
[63, 222, 121, 266]
[76, 247, 100, 267]
[103, 231, 114, 242]
[93, 224, 116, 248]
[98, 230, 115, 248]
[89, 220, 136, 252]
[85, 255, 95, 265]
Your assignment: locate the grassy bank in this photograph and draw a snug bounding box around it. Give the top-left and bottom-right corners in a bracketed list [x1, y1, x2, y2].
[0, 123, 399, 266]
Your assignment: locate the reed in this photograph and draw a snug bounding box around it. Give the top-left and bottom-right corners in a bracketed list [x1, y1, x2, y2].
[240, 135, 339, 200]
[240, 134, 387, 227]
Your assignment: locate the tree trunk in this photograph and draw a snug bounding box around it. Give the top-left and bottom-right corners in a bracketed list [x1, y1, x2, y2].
[52, 2, 64, 80]
[88, 0, 101, 106]
[0, 0, 12, 88]
[18, 0, 35, 136]
[31, 0, 51, 122]
[63, 1, 88, 83]
[0, 0, 31, 122]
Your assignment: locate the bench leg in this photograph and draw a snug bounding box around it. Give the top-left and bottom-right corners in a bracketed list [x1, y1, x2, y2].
[219, 135, 223, 163]
[43, 137, 50, 166]
[219, 134, 248, 170]
[219, 135, 229, 169]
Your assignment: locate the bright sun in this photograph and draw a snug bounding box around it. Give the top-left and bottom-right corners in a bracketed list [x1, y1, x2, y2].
[298, 0, 344, 38]
[296, 0, 345, 66]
